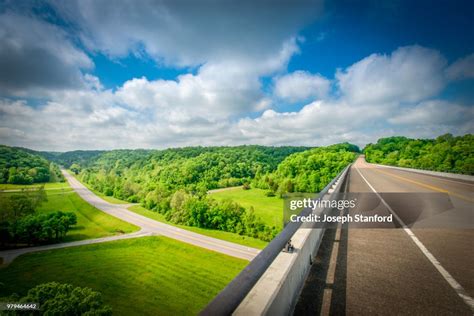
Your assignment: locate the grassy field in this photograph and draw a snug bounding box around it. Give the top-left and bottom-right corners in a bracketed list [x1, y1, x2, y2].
[210, 187, 283, 229]
[68, 175, 268, 248]
[0, 182, 70, 190]
[0, 237, 247, 315]
[128, 205, 268, 249]
[0, 184, 139, 242]
[37, 190, 139, 241]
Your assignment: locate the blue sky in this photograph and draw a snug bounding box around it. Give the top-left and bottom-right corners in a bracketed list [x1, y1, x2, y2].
[0, 0, 473, 150]
[90, 1, 474, 89]
[298, 2, 472, 68]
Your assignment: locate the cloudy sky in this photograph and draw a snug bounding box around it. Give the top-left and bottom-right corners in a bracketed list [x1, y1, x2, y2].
[0, 0, 473, 151]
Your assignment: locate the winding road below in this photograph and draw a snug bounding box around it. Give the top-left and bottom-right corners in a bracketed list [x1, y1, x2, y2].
[0, 170, 260, 265]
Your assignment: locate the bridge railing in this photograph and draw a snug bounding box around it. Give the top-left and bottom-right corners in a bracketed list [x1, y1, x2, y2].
[200, 163, 352, 316]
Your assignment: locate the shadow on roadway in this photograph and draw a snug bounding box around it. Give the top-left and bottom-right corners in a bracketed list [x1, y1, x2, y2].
[293, 217, 349, 315]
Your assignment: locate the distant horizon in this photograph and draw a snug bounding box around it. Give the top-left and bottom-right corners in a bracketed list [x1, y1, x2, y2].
[2, 132, 471, 153]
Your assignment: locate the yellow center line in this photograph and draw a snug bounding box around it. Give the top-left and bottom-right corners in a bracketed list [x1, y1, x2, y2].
[370, 168, 474, 203]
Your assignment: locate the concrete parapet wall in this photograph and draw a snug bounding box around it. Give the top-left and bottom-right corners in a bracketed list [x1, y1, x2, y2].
[233, 168, 350, 316]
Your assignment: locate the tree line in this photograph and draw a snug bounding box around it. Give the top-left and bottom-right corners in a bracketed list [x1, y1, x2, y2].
[364, 134, 473, 174]
[76, 146, 309, 201]
[160, 190, 278, 241]
[253, 143, 359, 196]
[3, 282, 111, 316]
[0, 188, 76, 248]
[0, 145, 63, 184]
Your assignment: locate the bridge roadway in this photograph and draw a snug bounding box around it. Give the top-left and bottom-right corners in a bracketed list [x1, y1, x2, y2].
[294, 156, 473, 315]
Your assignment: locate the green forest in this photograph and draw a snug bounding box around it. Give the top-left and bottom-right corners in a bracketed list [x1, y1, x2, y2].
[0, 146, 63, 184]
[71, 146, 309, 197]
[40, 150, 105, 170]
[0, 143, 357, 242]
[64, 145, 358, 241]
[253, 143, 359, 195]
[364, 134, 473, 175]
[3, 133, 470, 243]
[71, 146, 311, 241]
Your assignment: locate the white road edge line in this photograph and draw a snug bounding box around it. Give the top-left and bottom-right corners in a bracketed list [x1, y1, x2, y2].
[355, 166, 474, 312]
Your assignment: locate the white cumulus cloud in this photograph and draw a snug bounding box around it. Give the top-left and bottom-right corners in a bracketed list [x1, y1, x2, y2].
[274, 70, 331, 102]
[446, 53, 474, 80]
[336, 45, 447, 105]
[51, 0, 322, 67]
